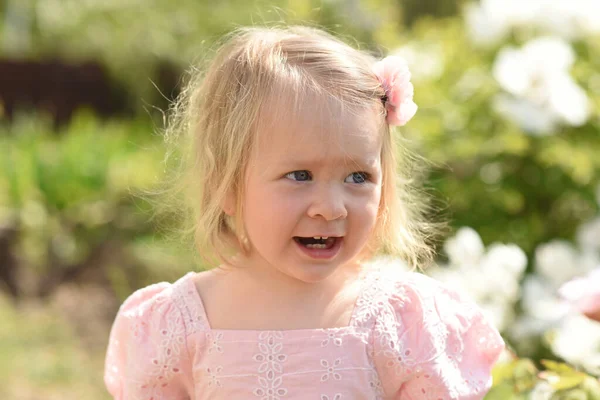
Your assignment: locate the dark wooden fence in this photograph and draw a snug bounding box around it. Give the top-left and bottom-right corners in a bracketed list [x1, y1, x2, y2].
[0, 59, 131, 126]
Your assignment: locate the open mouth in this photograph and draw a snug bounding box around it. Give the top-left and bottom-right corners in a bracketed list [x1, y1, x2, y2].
[293, 236, 339, 250]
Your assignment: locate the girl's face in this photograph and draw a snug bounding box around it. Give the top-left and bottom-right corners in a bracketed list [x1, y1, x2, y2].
[240, 97, 383, 284]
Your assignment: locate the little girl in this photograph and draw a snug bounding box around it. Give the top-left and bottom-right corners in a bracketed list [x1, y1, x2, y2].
[104, 26, 504, 399]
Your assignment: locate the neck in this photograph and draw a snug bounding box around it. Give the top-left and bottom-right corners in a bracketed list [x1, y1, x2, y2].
[219, 254, 361, 302]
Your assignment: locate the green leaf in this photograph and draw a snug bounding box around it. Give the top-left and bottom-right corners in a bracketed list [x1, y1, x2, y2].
[539, 360, 587, 391]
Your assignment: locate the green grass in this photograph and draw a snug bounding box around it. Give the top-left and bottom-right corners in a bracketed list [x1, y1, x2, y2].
[0, 293, 110, 400]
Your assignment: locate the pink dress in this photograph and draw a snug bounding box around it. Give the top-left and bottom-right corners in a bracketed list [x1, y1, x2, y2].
[104, 263, 504, 399]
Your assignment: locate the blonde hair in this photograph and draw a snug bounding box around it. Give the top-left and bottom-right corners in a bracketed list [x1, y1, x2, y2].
[160, 25, 439, 269]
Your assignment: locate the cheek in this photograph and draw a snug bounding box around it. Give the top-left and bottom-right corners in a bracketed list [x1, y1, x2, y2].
[349, 188, 381, 226]
[365, 199, 381, 225]
[363, 189, 383, 233]
[365, 186, 383, 216]
[248, 186, 300, 213]
[243, 184, 302, 231]
[242, 181, 270, 230]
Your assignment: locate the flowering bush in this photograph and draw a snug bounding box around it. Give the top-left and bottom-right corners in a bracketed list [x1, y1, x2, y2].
[430, 224, 600, 398]
[0, 113, 196, 297]
[376, 0, 600, 396]
[1, 0, 599, 397]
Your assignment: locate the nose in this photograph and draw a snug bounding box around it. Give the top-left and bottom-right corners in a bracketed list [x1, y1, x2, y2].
[307, 184, 348, 221]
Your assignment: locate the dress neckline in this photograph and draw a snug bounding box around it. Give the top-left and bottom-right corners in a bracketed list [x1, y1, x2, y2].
[180, 266, 376, 333]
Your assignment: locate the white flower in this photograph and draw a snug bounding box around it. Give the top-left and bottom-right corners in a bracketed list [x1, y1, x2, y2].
[516, 238, 600, 349]
[509, 314, 557, 341]
[536, 0, 600, 39]
[476, 244, 527, 303]
[577, 216, 600, 252]
[433, 228, 527, 332]
[492, 95, 557, 135]
[581, 251, 600, 276]
[545, 74, 591, 127]
[493, 38, 575, 96]
[430, 267, 514, 331]
[509, 280, 572, 350]
[484, 243, 527, 278]
[551, 315, 600, 375]
[492, 37, 590, 134]
[464, 2, 508, 46]
[443, 227, 485, 266]
[481, 301, 514, 332]
[521, 276, 570, 321]
[535, 240, 586, 288]
[464, 0, 541, 46]
[464, 0, 600, 45]
[392, 43, 444, 81]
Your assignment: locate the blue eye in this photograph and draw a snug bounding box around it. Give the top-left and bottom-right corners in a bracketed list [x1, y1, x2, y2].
[345, 172, 369, 184]
[285, 170, 312, 181]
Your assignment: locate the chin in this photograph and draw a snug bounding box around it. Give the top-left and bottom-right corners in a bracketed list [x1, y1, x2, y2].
[283, 261, 346, 284]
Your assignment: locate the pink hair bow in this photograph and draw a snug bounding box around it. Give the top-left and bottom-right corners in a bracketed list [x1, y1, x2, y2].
[373, 56, 418, 126]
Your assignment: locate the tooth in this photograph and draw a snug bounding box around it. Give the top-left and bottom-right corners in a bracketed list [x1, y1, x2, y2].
[322, 236, 328, 239]
[313, 236, 321, 240]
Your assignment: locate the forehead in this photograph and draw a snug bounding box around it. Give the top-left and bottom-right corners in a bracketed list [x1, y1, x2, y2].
[252, 93, 384, 168]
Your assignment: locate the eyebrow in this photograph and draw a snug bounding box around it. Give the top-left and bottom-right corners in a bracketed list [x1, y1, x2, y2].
[277, 155, 380, 170]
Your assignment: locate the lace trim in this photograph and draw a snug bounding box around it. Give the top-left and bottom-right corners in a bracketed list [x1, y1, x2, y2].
[130, 289, 188, 398]
[369, 269, 500, 399]
[352, 265, 385, 329]
[172, 273, 210, 335]
[352, 265, 390, 399]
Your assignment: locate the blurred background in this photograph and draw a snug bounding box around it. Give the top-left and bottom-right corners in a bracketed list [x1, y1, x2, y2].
[1, 0, 599, 398]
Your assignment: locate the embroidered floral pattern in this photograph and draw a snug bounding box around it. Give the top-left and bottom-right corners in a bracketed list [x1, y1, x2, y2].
[126, 289, 188, 398]
[105, 266, 503, 400]
[207, 366, 223, 387]
[172, 273, 210, 334]
[253, 375, 288, 399]
[368, 370, 384, 396]
[253, 332, 288, 398]
[373, 311, 396, 349]
[321, 394, 342, 400]
[254, 331, 288, 377]
[320, 358, 343, 382]
[352, 273, 382, 328]
[320, 331, 343, 347]
[207, 332, 224, 354]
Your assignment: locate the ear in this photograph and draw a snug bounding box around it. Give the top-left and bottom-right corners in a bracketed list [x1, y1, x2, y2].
[221, 190, 236, 216]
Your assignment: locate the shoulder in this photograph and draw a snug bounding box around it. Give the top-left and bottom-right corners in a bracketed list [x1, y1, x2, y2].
[116, 272, 208, 335]
[359, 257, 447, 312]
[104, 277, 199, 399]
[117, 281, 174, 319]
[104, 273, 204, 399]
[366, 258, 502, 347]
[362, 256, 485, 317]
[363, 257, 505, 399]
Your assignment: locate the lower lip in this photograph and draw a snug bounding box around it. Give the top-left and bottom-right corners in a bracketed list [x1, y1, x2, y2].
[294, 237, 343, 260]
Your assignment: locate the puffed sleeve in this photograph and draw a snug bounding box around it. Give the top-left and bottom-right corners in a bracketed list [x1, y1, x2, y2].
[373, 273, 504, 400]
[104, 283, 194, 400]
